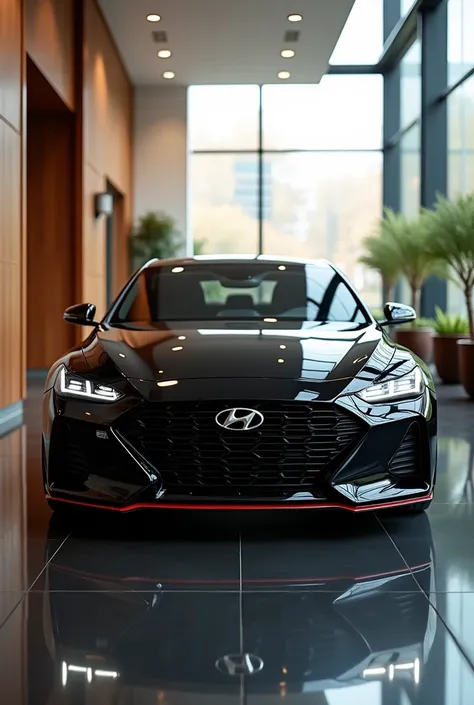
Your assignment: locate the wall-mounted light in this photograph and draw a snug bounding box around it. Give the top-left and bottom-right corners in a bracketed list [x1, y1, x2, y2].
[94, 192, 114, 218]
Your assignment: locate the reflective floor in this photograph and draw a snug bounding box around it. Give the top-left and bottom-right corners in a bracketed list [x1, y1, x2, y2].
[1, 382, 474, 703]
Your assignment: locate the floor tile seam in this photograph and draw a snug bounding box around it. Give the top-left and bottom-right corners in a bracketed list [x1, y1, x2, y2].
[27, 532, 71, 591]
[375, 515, 474, 673]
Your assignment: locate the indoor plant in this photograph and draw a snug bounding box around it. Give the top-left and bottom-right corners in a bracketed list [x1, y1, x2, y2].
[128, 211, 183, 271]
[377, 209, 441, 362]
[423, 193, 474, 397]
[360, 222, 403, 302]
[432, 306, 469, 384]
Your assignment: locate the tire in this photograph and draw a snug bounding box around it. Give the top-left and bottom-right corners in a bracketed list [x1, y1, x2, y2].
[400, 499, 432, 514]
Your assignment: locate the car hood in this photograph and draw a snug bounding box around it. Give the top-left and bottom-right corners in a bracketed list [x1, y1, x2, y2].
[81, 320, 397, 386]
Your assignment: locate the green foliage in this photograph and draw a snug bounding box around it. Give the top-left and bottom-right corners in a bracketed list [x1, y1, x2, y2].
[360, 208, 445, 315]
[400, 317, 435, 330]
[193, 238, 207, 255]
[422, 193, 474, 339]
[360, 221, 403, 297]
[129, 212, 183, 270]
[382, 208, 446, 296]
[433, 306, 469, 336]
[370, 307, 385, 321]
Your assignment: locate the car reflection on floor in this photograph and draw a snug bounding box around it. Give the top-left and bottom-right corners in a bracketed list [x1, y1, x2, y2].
[42, 512, 436, 702]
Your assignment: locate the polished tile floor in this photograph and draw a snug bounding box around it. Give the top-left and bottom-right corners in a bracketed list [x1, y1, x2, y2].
[1, 382, 474, 703]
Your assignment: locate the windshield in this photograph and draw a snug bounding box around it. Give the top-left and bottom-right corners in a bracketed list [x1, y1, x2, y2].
[109, 262, 370, 325]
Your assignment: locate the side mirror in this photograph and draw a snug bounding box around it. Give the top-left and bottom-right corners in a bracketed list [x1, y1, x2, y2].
[64, 303, 98, 327]
[379, 302, 416, 327]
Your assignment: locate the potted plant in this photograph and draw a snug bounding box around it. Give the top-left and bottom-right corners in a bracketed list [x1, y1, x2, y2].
[129, 211, 183, 271]
[423, 193, 474, 398]
[432, 306, 469, 384]
[370, 209, 442, 362]
[360, 225, 403, 302]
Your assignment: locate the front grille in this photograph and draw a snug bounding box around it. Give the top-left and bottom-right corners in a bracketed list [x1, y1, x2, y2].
[389, 424, 420, 477]
[116, 401, 364, 492]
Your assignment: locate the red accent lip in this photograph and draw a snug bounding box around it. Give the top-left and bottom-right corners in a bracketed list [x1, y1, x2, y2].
[46, 492, 433, 513]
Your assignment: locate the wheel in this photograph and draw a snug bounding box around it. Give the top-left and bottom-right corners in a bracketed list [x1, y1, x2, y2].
[400, 499, 432, 514]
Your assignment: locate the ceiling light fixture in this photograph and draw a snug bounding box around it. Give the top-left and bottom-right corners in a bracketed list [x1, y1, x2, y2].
[163, 71, 175, 79]
[157, 49, 172, 58]
[281, 49, 295, 58]
[277, 71, 291, 80]
[146, 13, 161, 22]
[288, 13, 303, 22]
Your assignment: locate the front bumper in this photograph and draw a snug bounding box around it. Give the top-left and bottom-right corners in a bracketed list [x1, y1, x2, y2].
[42, 377, 437, 513]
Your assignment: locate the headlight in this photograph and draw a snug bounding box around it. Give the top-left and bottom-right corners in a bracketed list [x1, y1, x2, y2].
[357, 367, 423, 404]
[55, 367, 122, 402]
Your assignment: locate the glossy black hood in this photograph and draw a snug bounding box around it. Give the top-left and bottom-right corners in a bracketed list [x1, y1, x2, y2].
[81, 320, 399, 388]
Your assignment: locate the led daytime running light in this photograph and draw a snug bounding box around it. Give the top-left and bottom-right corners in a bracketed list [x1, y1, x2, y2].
[358, 367, 423, 403]
[58, 367, 122, 402]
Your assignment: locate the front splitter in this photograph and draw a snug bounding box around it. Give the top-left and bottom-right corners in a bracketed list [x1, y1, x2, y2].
[46, 492, 433, 513]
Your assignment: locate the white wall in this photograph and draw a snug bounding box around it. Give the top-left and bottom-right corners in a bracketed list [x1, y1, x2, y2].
[133, 86, 188, 250]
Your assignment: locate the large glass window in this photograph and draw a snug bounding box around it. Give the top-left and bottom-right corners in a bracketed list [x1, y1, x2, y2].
[189, 154, 259, 255]
[262, 76, 383, 150]
[400, 38, 422, 128]
[400, 122, 421, 217]
[448, 0, 474, 87]
[188, 85, 260, 150]
[261, 152, 382, 308]
[329, 0, 383, 65]
[189, 80, 383, 306]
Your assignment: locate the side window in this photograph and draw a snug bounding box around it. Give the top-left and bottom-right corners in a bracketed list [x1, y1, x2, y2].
[327, 283, 362, 322]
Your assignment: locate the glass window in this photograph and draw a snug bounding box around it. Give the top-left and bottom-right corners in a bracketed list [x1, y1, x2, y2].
[262, 76, 383, 150]
[189, 154, 259, 255]
[261, 152, 383, 308]
[188, 85, 260, 150]
[400, 38, 422, 128]
[400, 122, 421, 218]
[111, 262, 370, 324]
[329, 0, 383, 65]
[448, 0, 474, 86]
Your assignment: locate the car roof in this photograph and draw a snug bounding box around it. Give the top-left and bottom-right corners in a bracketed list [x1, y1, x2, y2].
[143, 255, 332, 269]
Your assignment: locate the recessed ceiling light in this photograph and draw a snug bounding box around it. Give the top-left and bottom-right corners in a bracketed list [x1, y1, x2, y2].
[278, 71, 291, 80]
[163, 71, 175, 79]
[281, 49, 295, 58]
[157, 49, 172, 59]
[146, 13, 161, 22]
[157, 380, 178, 387]
[288, 13, 303, 22]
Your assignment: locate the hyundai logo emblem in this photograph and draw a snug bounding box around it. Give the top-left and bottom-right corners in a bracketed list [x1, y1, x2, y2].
[215, 407, 264, 431]
[215, 653, 264, 676]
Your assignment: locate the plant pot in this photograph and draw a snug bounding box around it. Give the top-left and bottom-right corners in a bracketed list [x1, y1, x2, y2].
[457, 339, 474, 399]
[433, 334, 469, 384]
[395, 328, 433, 363]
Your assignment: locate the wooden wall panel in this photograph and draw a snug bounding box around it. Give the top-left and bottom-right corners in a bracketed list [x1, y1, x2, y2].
[26, 0, 74, 110]
[82, 0, 132, 311]
[0, 0, 22, 130]
[0, 120, 23, 408]
[26, 110, 75, 368]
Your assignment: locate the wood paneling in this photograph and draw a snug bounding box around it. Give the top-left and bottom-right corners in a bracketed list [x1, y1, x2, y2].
[0, 120, 23, 408]
[82, 0, 132, 313]
[27, 109, 75, 368]
[26, 0, 74, 110]
[0, 0, 22, 130]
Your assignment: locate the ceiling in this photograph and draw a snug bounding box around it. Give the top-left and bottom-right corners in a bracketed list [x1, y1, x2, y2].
[98, 0, 356, 86]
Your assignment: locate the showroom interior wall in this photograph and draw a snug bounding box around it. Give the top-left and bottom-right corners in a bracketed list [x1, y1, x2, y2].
[0, 0, 133, 425]
[133, 86, 187, 245]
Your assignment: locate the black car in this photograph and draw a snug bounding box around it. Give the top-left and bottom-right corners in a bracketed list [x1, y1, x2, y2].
[42, 256, 437, 516]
